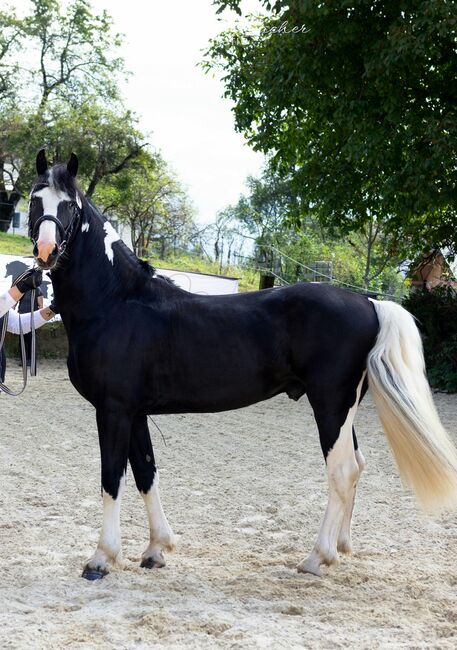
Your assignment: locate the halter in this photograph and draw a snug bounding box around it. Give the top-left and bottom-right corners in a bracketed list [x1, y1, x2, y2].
[29, 199, 82, 257]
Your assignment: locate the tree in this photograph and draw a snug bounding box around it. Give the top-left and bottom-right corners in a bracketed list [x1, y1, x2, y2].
[206, 1, 457, 257]
[0, 0, 139, 231]
[0, 9, 24, 103]
[222, 165, 405, 296]
[4, 0, 123, 110]
[95, 154, 195, 258]
[230, 169, 300, 270]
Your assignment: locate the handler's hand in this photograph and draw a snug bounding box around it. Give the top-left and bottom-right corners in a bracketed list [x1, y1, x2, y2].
[13, 268, 43, 293]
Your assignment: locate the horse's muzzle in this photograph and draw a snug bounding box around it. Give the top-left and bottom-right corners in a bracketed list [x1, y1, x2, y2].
[34, 242, 59, 269]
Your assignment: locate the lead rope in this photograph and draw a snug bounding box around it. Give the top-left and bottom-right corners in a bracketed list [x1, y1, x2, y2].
[29, 287, 37, 377]
[0, 287, 38, 395]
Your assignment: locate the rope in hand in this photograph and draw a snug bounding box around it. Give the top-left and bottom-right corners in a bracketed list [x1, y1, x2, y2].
[0, 268, 39, 396]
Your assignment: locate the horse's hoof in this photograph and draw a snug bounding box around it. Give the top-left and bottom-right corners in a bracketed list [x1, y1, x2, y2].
[82, 565, 108, 581]
[140, 555, 166, 569]
[297, 558, 323, 578]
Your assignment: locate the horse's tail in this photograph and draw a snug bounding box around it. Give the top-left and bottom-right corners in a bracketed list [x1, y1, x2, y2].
[367, 299, 457, 511]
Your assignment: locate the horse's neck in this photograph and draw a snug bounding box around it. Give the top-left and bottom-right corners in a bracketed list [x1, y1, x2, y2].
[51, 220, 144, 322]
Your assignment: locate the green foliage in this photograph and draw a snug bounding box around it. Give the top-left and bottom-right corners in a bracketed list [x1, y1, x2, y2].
[0, 1, 143, 230]
[1, 103, 144, 197]
[2, 0, 124, 109]
[227, 166, 405, 298]
[206, 1, 457, 256]
[403, 286, 457, 392]
[95, 153, 195, 258]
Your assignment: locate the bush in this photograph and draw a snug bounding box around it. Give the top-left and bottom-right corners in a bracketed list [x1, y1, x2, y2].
[403, 286, 457, 392]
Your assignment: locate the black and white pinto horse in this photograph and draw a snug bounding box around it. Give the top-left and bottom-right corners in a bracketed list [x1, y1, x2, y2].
[28, 151, 457, 580]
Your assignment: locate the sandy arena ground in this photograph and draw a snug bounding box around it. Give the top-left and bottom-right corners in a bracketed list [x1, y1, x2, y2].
[1, 360, 457, 649]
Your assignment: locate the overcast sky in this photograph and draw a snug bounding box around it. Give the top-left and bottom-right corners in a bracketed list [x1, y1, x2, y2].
[86, 0, 264, 224]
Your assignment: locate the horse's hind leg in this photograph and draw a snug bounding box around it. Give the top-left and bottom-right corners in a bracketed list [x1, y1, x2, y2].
[129, 414, 175, 569]
[298, 375, 364, 577]
[337, 427, 365, 555]
[82, 405, 131, 580]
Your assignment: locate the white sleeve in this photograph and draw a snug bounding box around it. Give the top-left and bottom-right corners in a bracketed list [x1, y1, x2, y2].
[6, 309, 48, 335]
[0, 291, 16, 319]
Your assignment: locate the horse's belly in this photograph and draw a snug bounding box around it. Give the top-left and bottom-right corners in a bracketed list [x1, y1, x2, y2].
[147, 366, 303, 414]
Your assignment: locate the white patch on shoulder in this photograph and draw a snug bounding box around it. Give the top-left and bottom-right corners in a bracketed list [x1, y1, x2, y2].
[103, 221, 120, 264]
[81, 222, 90, 233]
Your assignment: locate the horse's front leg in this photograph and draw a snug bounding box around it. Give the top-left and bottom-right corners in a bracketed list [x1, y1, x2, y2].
[129, 415, 175, 569]
[82, 405, 131, 580]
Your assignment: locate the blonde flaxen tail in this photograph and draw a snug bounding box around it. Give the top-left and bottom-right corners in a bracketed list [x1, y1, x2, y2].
[367, 299, 457, 512]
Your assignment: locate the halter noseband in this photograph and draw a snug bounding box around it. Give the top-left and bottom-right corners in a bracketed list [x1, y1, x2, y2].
[30, 201, 82, 256]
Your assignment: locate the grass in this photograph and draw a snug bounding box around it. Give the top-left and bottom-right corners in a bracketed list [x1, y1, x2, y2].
[0, 232, 33, 256]
[0, 234, 261, 292]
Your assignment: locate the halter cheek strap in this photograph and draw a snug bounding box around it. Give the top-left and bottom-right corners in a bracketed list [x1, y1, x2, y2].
[30, 206, 81, 256]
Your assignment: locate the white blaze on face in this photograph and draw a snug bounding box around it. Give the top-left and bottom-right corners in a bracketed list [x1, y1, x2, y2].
[33, 186, 71, 249]
[34, 186, 71, 218]
[103, 221, 120, 264]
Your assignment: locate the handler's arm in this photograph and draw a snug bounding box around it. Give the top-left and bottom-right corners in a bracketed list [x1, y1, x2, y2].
[6, 306, 55, 335]
[1, 269, 43, 318]
[0, 288, 22, 319]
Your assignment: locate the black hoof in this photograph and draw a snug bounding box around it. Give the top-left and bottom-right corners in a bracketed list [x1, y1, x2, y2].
[140, 556, 166, 569]
[82, 566, 108, 581]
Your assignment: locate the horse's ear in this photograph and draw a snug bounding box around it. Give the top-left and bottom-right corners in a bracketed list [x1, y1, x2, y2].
[67, 152, 78, 177]
[36, 149, 48, 176]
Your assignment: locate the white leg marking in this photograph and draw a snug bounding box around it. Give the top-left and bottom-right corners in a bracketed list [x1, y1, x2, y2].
[337, 447, 366, 554]
[86, 473, 126, 571]
[298, 375, 365, 577]
[141, 472, 175, 567]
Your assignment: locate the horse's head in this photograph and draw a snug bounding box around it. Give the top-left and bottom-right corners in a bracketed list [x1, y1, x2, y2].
[28, 149, 83, 270]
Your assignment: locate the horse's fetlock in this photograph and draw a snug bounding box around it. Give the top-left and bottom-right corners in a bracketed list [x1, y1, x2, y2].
[152, 527, 175, 553]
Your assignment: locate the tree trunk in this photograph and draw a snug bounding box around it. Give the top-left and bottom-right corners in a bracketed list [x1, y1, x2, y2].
[160, 237, 166, 260]
[363, 219, 374, 288]
[0, 191, 20, 233]
[86, 172, 101, 198]
[259, 273, 275, 290]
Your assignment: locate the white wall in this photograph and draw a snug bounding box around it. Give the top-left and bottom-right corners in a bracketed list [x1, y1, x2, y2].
[156, 267, 238, 295]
